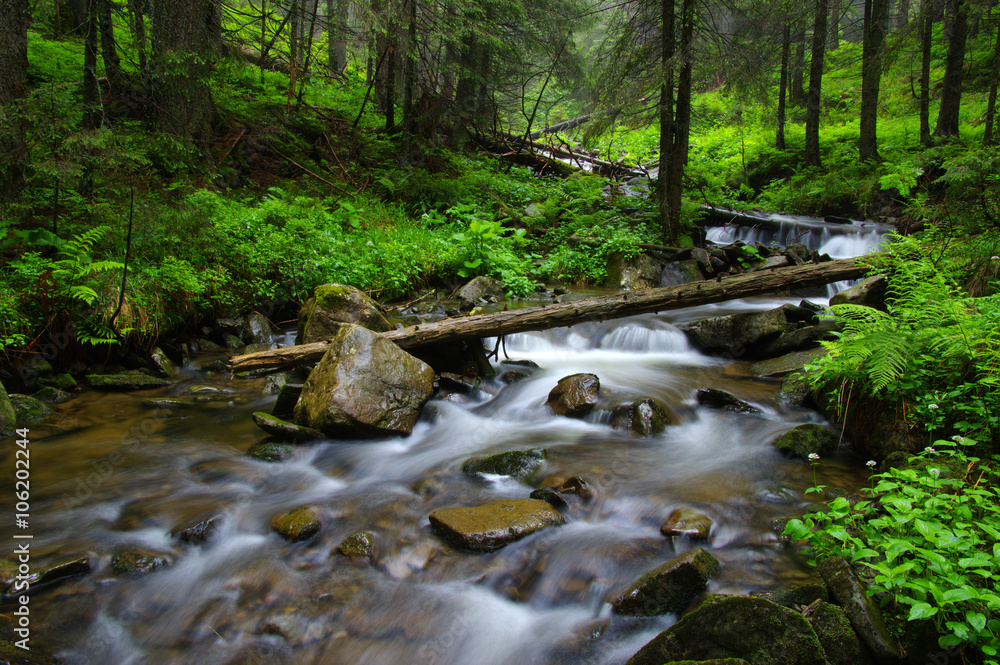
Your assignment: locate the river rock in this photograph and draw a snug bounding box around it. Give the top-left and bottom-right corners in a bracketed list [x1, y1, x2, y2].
[606, 252, 664, 290]
[86, 371, 171, 390]
[611, 398, 674, 436]
[251, 412, 323, 442]
[270, 507, 322, 542]
[32, 387, 72, 404]
[0, 381, 16, 436]
[171, 515, 222, 544]
[337, 531, 376, 560]
[529, 487, 568, 509]
[500, 369, 529, 384]
[818, 556, 901, 664]
[695, 388, 762, 415]
[808, 601, 877, 665]
[149, 346, 178, 377]
[625, 595, 827, 665]
[771, 424, 839, 459]
[660, 507, 713, 540]
[785, 243, 812, 266]
[246, 311, 273, 345]
[428, 498, 565, 552]
[462, 448, 547, 482]
[272, 382, 304, 418]
[751, 348, 827, 379]
[830, 275, 888, 311]
[9, 394, 50, 426]
[294, 324, 434, 438]
[4, 556, 91, 597]
[111, 548, 172, 575]
[611, 548, 721, 616]
[546, 373, 600, 418]
[457, 276, 506, 309]
[749, 582, 830, 608]
[297, 283, 391, 344]
[247, 439, 293, 462]
[690, 247, 715, 277]
[661, 260, 704, 286]
[682, 308, 792, 357]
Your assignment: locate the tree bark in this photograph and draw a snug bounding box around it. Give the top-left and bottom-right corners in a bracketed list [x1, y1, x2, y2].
[828, 0, 840, 49]
[859, 0, 888, 161]
[919, 0, 932, 146]
[83, 0, 100, 129]
[129, 0, 147, 74]
[98, 0, 122, 95]
[896, 0, 910, 28]
[983, 11, 1000, 147]
[934, 0, 967, 137]
[805, 0, 829, 167]
[230, 257, 869, 374]
[401, 0, 416, 150]
[792, 23, 806, 103]
[777, 23, 790, 150]
[0, 0, 29, 202]
[327, 0, 348, 75]
[658, 0, 678, 241]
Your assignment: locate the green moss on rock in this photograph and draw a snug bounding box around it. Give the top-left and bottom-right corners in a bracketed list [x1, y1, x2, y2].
[771, 423, 838, 459]
[612, 547, 721, 617]
[270, 506, 322, 542]
[462, 448, 547, 482]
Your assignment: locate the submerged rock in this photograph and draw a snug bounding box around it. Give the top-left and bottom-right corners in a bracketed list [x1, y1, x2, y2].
[529, 487, 568, 509]
[86, 371, 171, 390]
[4, 556, 91, 597]
[771, 423, 839, 459]
[247, 439, 293, 463]
[546, 373, 600, 418]
[428, 498, 565, 552]
[625, 595, 827, 665]
[695, 388, 762, 415]
[251, 412, 323, 442]
[462, 448, 547, 482]
[818, 556, 901, 664]
[611, 398, 674, 436]
[297, 283, 391, 344]
[611, 548, 721, 616]
[294, 324, 434, 438]
[270, 507, 322, 542]
[171, 515, 222, 545]
[457, 276, 506, 309]
[660, 507, 714, 540]
[111, 548, 172, 575]
[337, 531, 376, 560]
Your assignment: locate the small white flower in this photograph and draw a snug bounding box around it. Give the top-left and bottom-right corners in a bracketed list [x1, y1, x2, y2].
[808, 453, 821, 462]
[952, 435, 962, 442]
[927, 404, 939, 410]
[929, 468, 940, 478]
[924, 446, 936, 454]
[866, 460, 877, 468]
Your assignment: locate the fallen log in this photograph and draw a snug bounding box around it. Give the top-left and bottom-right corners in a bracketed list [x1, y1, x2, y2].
[230, 257, 867, 374]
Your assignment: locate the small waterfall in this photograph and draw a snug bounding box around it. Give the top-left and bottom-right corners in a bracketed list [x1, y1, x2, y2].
[705, 211, 890, 258]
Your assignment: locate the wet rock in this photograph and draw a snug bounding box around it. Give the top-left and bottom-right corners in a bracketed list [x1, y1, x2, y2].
[457, 276, 506, 309]
[661, 260, 704, 286]
[529, 487, 568, 509]
[297, 283, 391, 344]
[542, 475, 594, 501]
[771, 424, 839, 459]
[252, 412, 323, 442]
[818, 556, 901, 664]
[660, 507, 713, 540]
[785, 243, 812, 266]
[754, 320, 840, 358]
[690, 247, 715, 277]
[31, 387, 72, 404]
[272, 383, 304, 419]
[337, 532, 376, 560]
[696, 389, 762, 415]
[142, 397, 196, 410]
[830, 275, 888, 311]
[86, 371, 171, 390]
[607, 252, 664, 290]
[428, 498, 565, 552]
[246, 311, 273, 345]
[749, 582, 830, 608]
[294, 324, 434, 438]
[500, 359, 539, 369]
[611, 548, 720, 616]
[681, 308, 792, 357]
[4, 556, 91, 598]
[149, 346, 178, 377]
[223, 333, 243, 350]
[0, 617, 58, 663]
[625, 595, 827, 665]
[171, 516, 222, 545]
[462, 448, 547, 482]
[270, 507, 322, 542]
[247, 439, 293, 462]
[611, 398, 674, 436]
[9, 394, 50, 426]
[808, 601, 877, 665]
[111, 548, 172, 575]
[262, 372, 289, 395]
[751, 349, 827, 380]
[546, 373, 600, 418]
[0, 381, 17, 436]
[40, 372, 78, 391]
[753, 255, 790, 270]
[439, 372, 482, 393]
[500, 369, 529, 384]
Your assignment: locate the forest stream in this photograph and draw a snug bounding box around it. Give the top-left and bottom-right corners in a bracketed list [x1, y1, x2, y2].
[2, 215, 888, 665]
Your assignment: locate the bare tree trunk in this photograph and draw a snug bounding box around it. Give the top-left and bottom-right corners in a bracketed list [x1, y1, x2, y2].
[327, 0, 348, 75]
[896, 0, 910, 28]
[777, 23, 790, 150]
[859, 0, 888, 161]
[401, 0, 416, 150]
[83, 0, 100, 129]
[983, 11, 1000, 146]
[98, 0, 122, 95]
[920, 0, 932, 145]
[129, 0, 147, 74]
[805, 0, 828, 167]
[0, 0, 29, 201]
[657, 0, 678, 241]
[934, 0, 967, 137]
[829, 0, 840, 49]
[792, 23, 806, 103]
[667, 0, 693, 231]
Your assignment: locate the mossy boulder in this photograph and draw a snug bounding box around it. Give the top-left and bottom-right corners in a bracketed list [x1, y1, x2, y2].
[771, 424, 839, 459]
[111, 548, 172, 575]
[660, 507, 714, 540]
[606, 252, 664, 290]
[247, 439, 293, 462]
[696, 388, 762, 415]
[807, 601, 876, 665]
[611, 398, 675, 436]
[270, 507, 321, 542]
[294, 324, 434, 438]
[251, 412, 323, 442]
[149, 346, 178, 377]
[818, 556, 901, 664]
[246, 311, 273, 345]
[86, 371, 171, 391]
[546, 373, 600, 418]
[749, 582, 830, 608]
[681, 308, 793, 357]
[462, 448, 547, 482]
[457, 276, 506, 309]
[272, 382, 304, 418]
[611, 548, 721, 616]
[625, 595, 827, 665]
[428, 498, 565, 552]
[9, 394, 50, 427]
[297, 283, 391, 344]
[31, 387, 71, 404]
[337, 531, 376, 560]
[0, 381, 15, 437]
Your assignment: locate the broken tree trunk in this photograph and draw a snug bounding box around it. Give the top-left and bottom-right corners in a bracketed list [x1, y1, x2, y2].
[230, 257, 866, 373]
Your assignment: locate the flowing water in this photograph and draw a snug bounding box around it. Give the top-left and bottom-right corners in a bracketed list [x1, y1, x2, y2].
[3, 218, 884, 665]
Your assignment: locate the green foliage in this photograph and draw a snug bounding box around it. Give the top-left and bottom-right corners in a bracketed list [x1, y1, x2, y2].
[784, 440, 1000, 662]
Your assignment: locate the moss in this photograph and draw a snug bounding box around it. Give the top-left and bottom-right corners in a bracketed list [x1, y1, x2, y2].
[462, 448, 547, 482]
[248, 439, 293, 462]
[771, 424, 838, 459]
[270, 506, 321, 542]
[111, 549, 171, 575]
[86, 371, 171, 390]
[337, 532, 376, 560]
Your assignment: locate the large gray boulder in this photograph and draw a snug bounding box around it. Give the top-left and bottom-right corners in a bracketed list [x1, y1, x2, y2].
[611, 548, 721, 616]
[682, 308, 793, 357]
[294, 324, 434, 438]
[830, 275, 888, 311]
[297, 283, 391, 344]
[457, 276, 506, 309]
[428, 498, 565, 552]
[606, 252, 665, 290]
[625, 595, 827, 665]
